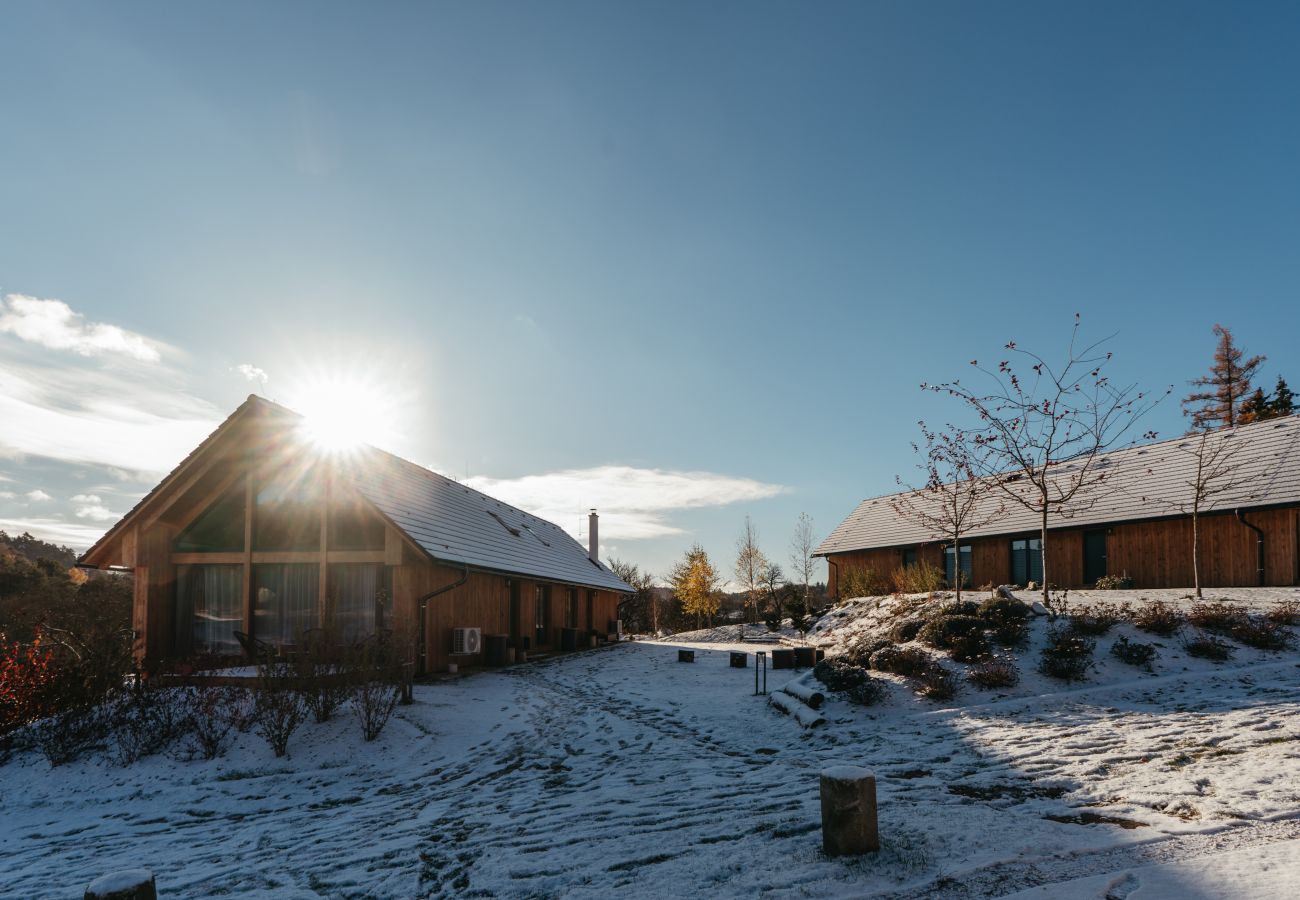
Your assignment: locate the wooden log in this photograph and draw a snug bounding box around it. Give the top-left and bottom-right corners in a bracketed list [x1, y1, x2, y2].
[820, 766, 880, 856]
[85, 869, 157, 900]
[769, 690, 825, 728]
[782, 680, 825, 709]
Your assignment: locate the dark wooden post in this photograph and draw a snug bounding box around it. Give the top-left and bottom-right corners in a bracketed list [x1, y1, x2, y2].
[820, 766, 880, 856]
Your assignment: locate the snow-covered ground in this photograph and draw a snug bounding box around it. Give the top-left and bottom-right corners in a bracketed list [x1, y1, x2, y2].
[2, 588, 1298, 898]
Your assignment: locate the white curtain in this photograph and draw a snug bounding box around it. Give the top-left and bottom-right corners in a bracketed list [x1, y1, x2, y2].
[178, 565, 242, 655]
[254, 564, 320, 645]
[330, 564, 388, 641]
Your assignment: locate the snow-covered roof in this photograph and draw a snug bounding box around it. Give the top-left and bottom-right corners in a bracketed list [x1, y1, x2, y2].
[338, 446, 633, 593]
[815, 414, 1300, 556]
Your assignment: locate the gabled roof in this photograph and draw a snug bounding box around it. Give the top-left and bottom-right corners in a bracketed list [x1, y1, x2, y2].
[83, 396, 633, 593]
[815, 413, 1300, 557]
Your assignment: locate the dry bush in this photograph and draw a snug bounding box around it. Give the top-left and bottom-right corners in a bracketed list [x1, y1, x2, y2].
[1109, 636, 1158, 670]
[1068, 604, 1122, 636]
[1183, 632, 1234, 661]
[1038, 626, 1095, 681]
[1093, 574, 1134, 590]
[845, 678, 888, 707]
[917, 615, 985, 650]
[870, 645, 933, 677]
[173, 685, 250, 761]
[967, 654, 1020, 689]
[1230, 616, 1293, 651]
[293, 631, 351, 724]
[990, 617, 1030, 648]
[349, 638, 402, 742]
[844, 637, 893, 668]
[839, 567, 892, 600]
[253, 657, 308, 758]
[891, 562, 946, 594]
[948, 633, 990, 663]
[1132, 600, 1183, 636]
[111, 688, 189, 766]
[913, 664, 959, 701]
[1265, 601, 1300, 627]
[1187, 603, 1247, 634]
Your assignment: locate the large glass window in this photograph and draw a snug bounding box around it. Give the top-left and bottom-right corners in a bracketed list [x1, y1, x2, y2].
[1011, 538, 1043, 585]
[175, 486, 245, 552]
[944, 545, 973, 588]
[328, 498, 386, 550]
[175, 564, 242, 655]
[254, 466, 322, 551]
[565, 588, 578, 628]
[329, 564, 391, 641]
[253, 563, 320, 645]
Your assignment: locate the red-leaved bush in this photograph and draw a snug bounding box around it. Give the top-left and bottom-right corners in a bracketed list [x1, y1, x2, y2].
[0, 632, 56, 734]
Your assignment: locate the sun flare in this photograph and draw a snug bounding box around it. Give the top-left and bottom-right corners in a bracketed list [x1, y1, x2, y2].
[286, 372, 397, 453]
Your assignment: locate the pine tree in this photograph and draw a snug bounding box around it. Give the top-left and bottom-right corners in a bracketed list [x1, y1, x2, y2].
[1239, 387, 1270, 425]
[1183, 324, 1265, 430]
[1271, 376, 1295, 418]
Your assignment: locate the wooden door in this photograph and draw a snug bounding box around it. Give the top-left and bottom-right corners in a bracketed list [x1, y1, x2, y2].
[1083, 531, 1108, 586]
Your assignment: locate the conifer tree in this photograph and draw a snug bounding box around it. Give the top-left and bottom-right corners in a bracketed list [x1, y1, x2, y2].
[1239, 387, 1271, 425]
[1271, 376, 1295, 417]
[1183, 324, 1265, 430]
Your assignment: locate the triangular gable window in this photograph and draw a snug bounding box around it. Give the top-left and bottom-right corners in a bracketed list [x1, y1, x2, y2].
[175, 485, 246, 552]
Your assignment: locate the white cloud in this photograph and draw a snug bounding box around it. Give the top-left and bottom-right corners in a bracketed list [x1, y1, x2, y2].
[0, 490, 15, 500]
[74, 502, 119, 522]
[0, 294, 163, 363]
[70, 493, 101, 503]
[466, 465, 787, 541]
[235, 363, 268, 384]
[0, 516, 107, 550]
[0, 349, 220, 475]
[25, 489, 52, 502]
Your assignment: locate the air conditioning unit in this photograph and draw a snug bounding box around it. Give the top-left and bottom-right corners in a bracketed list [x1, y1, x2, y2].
[452, 627, 482, 655]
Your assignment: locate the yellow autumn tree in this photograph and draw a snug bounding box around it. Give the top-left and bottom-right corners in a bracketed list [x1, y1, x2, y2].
[670, 544, 721, 630]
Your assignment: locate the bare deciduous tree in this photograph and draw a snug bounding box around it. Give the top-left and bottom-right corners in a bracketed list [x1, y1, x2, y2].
[788, 512, 816, 601]
[734, 517, 768, 625]
[889, 422, 1007, 604]
[927, 316, 1167, 604]
[608, 558, 657, 634]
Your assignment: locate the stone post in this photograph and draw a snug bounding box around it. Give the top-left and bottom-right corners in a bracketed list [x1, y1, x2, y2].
[820, 766, 879, 856]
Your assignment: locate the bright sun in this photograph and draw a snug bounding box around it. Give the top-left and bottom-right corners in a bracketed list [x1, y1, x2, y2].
[288, 373, 397, 453]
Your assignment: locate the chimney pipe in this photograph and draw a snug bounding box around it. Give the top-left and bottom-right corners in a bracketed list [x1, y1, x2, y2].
[588, 509, 599, 562]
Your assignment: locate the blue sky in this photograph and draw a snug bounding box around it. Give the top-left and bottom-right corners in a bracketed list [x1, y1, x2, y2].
[2, 1, 1299, 584]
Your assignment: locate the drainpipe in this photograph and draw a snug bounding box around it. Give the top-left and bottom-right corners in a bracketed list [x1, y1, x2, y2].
[1235, 510, 1266, 586]
[416, 562, 470, 675]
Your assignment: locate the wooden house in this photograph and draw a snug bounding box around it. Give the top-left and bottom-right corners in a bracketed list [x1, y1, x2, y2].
[816, 415, 1300, 597]
[80, 396, 631, 673]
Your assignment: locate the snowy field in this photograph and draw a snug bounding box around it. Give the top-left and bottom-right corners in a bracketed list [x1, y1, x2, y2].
[2, 588, 1299, 898]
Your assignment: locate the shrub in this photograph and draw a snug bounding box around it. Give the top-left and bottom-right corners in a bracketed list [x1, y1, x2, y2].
[933, 600, 981, 618]
[948, 633, 990, 663]
[839, 567, 891, 600]
[870, 645, 933, 677]
[1110, 636, 1158, 670]
[1264, 601, 1300, 627]
[1093, 573, 1134, 590]
[967, 654, 1020, 689]
[32, 705, 110, 766]
[918, 615, 986, 650]
[1188, 603, 1247, 634]
[845, 678, 888, 707]
[977, 596, 1031, 624]
[814, 658, 870, 692]
[1132, 600, 1183, 636]
[990, 618, 1030, 647]
[889, 618, 926, 643]
[844, 637, 893, 668]
[1068, 604, 1122, 636]
[111, 688, 189, 766]
[1183, 632, 1233, 661]
[174, 685, 249, 761]
[1038, 626, 1095, 681]
[349, 639, 402, 742]
[253, 657, 308, 758]
[1230, 616, 1293, 651]
[913, 664, 959, 701]
[0, 634, 56, 737]
[294, 631, 351, 724]
[891, 562, 946, 594]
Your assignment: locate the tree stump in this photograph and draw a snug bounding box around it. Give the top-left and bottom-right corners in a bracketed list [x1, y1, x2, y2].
[819, 766, 880, 856]
[771, 649, 795, 669]
[729, 651, 748, 668]
[85, 869, 157, 900]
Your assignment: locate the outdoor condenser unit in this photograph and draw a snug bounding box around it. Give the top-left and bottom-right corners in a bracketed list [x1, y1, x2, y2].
[452, 627, 482, 655]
